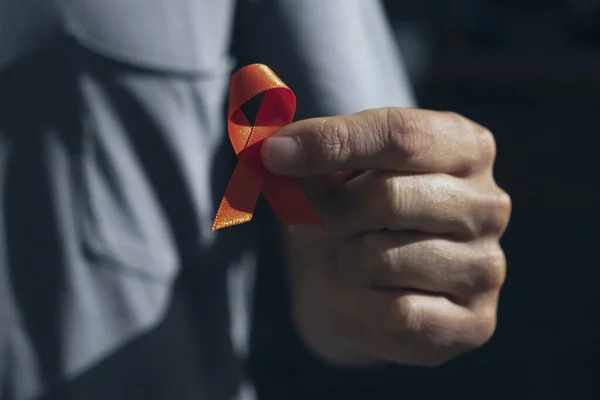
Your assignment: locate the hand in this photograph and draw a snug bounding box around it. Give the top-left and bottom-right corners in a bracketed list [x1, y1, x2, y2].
[261, 108, 512, 367]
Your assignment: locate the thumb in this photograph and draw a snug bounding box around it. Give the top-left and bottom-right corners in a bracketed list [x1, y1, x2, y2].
[261, 108, 403, 177]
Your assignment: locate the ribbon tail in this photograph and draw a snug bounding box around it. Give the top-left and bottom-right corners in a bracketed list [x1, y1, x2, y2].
[262, 176, 324, 226]
[212, 159, 264, 231]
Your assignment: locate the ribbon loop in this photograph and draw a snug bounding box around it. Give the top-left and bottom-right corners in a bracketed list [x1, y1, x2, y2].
[212, 64, 323, 231]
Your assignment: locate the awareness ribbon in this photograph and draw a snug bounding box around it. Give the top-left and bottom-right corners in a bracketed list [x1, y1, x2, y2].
[212, 64, 323, 231]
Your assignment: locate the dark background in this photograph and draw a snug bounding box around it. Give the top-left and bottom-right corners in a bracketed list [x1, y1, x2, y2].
[250, 1, 600, 399]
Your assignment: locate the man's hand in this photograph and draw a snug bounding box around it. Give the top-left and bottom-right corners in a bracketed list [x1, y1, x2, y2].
[261, 108, 511, 367]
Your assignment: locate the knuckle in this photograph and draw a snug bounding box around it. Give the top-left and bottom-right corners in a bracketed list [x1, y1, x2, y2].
[398, 178, 419, 217]
[384, 108, 425, 160]
[478, 127, 497, 165]
[378, 298, 422, 354]
[384, 176, 408, 217]
[392, 296, 426, 337]
[316, 117, 351, 165]
[443, 111, 496, 167]
[371, 175, 414, 229]
[451, 208, 480, 241]
[468, 312, 498, 348]
[430, 179, 478, 240]
[471, 246, 507, 292]
[482, 189, 512, 236]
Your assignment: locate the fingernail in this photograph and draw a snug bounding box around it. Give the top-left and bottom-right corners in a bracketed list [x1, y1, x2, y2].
[262, 136, 300, 172]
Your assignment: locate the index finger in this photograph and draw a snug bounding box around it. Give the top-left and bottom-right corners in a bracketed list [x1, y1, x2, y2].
[261, 108, 494, 177]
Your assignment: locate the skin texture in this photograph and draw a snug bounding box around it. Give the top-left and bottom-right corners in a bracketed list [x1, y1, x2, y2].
[261, 108, 512, 367]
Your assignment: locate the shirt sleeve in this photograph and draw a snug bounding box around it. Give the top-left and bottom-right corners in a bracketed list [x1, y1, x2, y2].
[234, 0, 417, 120]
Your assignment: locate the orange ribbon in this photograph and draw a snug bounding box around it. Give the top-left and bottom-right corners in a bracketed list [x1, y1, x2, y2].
[212, 64, 323, 231]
